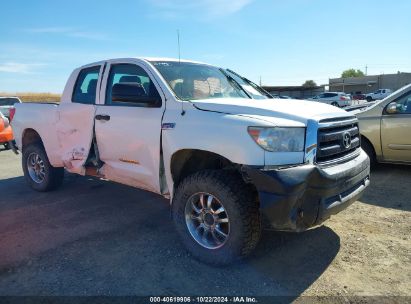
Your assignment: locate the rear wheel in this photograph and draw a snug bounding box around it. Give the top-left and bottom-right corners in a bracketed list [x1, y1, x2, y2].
[172, 170, 261, 265]
[3, 142, 10, 150]
[366, 96, 373, 102]
[331, 102, 339, 107]
[22, 143, 64, 192]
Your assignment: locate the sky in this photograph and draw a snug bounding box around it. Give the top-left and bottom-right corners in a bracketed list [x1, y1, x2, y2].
[1, 0, 410, 93]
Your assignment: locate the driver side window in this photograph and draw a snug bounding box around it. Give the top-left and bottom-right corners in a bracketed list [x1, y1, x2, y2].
[105, 64, 161, 107]
[388, 93, 411, 114]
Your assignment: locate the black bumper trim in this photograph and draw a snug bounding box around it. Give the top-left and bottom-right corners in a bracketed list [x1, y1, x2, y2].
[243, 150, 370, 231]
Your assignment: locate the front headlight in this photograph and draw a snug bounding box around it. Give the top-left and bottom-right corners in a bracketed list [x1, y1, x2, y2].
[248, 127, 305, 152]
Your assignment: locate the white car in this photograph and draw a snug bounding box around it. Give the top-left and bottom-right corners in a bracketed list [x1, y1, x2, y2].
[0, 97, 22, 119]
[309, 92, 351, 107]
[365, 89, 392, 102]
[12, 57, 370, 264]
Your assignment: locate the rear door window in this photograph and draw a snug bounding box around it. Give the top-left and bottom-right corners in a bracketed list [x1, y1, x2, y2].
[72, 66, 100, 104]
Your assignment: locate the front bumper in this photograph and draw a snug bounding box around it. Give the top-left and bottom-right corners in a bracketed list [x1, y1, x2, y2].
[243, 150, 370, 231]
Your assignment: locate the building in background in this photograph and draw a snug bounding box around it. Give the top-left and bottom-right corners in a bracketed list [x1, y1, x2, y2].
[262, 85, 325, 99]
[329, 72, 411, 94]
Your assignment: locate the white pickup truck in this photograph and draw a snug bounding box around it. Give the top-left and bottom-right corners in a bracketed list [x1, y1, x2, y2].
[366, 89, 392, 102]
[12, 58, 370, 264]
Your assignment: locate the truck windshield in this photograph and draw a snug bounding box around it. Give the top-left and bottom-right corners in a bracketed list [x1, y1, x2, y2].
[225, 69, 272, 99]
[150, 61, 268, 101]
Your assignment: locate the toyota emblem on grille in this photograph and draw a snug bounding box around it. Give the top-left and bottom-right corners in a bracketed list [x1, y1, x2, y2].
[342, 132, 351, 149]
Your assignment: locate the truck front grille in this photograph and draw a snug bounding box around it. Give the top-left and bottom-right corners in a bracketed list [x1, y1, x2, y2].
[317, 117, 360, 164]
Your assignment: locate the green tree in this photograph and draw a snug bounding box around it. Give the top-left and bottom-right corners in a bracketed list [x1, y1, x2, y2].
[341, 69, 365, 78]
[302, 80, 317, 88]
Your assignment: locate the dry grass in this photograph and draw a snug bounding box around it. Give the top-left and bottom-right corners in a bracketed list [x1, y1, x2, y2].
[0, 92, 61, 103]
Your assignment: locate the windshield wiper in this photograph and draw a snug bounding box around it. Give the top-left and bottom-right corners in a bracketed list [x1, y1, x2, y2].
[219, 68, 252, 99]
[226, 69, 273, 99]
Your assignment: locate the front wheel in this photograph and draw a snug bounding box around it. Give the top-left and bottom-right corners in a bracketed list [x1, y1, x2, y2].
[22, 143, 64, 192]
[172, 170, 261, 265]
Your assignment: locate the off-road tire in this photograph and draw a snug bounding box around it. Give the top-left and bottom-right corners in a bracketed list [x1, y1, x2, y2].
[172, 170, 261, 265]
[22, 143, 64, 192]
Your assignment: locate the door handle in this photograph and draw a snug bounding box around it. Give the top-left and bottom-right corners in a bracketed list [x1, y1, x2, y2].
[95, 114, 110, 121]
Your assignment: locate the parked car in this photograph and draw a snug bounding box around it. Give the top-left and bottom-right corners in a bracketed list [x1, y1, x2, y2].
[354, 84, 411, 165]
[0, 97, 21, 119]
[352, 92, 366, 100]
[12, 58, 370, 264]
[0, 111, 13, 150]
[365, 89, 392, 102]
[309, 92, 351, 107]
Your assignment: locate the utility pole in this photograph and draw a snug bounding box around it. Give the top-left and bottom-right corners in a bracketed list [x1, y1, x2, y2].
[365, 64, 368, 76]
[259, 76, 262, 86]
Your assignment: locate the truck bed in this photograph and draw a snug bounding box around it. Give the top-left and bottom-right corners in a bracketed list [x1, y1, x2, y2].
[12, 103, 63, 167]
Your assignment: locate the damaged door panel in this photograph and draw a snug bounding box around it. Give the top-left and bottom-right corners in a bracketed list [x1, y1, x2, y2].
[95, 61, 166, 194]
[55, 64, 103, 174]
[56, 103, 96, 174]
[95, 103, 164, 193]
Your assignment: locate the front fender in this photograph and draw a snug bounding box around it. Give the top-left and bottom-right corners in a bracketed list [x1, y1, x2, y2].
[161, 108, 267, 197]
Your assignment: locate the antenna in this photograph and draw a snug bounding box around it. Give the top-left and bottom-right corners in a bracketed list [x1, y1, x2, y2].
[177, 29, 181, 64]
[177, 29, 185, 116]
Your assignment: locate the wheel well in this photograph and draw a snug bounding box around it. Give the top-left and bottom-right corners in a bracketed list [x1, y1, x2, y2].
[171, 149, 234, 187]
[22, 129, 43, 150]
[361, 135, 376, 158]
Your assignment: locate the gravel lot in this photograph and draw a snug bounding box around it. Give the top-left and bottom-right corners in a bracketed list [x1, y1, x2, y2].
[0, 148, 410, 299]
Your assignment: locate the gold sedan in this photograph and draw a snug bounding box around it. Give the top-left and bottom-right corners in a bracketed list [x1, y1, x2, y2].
[354, 84, 411, 165]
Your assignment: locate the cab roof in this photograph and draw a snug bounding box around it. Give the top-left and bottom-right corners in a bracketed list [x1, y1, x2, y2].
[79, 57, 209, 69]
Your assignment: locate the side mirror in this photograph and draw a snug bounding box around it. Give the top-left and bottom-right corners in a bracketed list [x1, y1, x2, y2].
[111, 83, 159, 106]
[386, 102, 398, 114]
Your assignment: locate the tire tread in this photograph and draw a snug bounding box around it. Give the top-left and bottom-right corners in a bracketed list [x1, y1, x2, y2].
[173, 169, 261, 265]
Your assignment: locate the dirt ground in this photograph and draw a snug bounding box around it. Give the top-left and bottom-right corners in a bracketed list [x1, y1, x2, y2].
[0, 148, 410, 300]
[302, 164, 410, 297]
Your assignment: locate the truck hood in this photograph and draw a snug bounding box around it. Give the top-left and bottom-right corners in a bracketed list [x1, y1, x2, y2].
[345, 101, 377, 113]
[191, 98, 353, 125]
